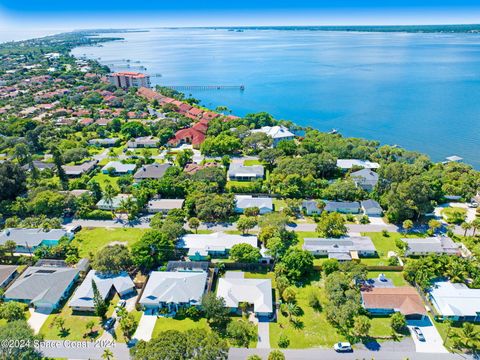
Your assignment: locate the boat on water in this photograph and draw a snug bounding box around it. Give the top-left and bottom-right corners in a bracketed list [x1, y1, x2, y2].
[328, 129, 338, 134]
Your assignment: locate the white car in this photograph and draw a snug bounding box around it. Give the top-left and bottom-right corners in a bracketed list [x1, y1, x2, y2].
[333, 342, 352, 352]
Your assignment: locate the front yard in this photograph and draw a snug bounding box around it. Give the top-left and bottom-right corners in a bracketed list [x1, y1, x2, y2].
[40, 295, 119, 341]
[269, 284, 346, 348]
[72, 227, 147, 257]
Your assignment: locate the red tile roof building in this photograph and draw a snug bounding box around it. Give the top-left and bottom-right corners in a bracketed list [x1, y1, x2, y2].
[108, 72, 151, 89]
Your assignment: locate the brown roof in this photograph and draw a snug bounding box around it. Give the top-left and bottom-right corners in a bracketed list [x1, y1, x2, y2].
[361, 287, 426, 315]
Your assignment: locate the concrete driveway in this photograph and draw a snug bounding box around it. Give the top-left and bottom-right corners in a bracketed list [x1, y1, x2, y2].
[257, 321, 270, 349]
[133, 313, 157, 342]
[28, 308, 51, 334]
[407, 317, 448, 353]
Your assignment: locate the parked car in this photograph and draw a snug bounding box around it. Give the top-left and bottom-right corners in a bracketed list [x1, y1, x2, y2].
[69, 224, 82, 233]
[103, 317, 116, 330]
[117, 300, 126, 308]
[413, 327, 425, 342]
[333, 342, 352, 352]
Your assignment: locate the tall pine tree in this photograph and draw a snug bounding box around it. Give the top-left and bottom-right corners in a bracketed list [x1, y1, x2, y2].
[52, 146, 68, 190]
[92, 280, 108, 318]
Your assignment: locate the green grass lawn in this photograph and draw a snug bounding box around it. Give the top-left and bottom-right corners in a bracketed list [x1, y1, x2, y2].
[270, 284, 346, 348]
[40, 295, 119, 341]
[295, 231, 319, 249]
[152, 317, 210, 338]
[441, 207, 467, 224]
[368, 271, 407, 286]
[89, 172, 121, 191]
[369, 316, 394, 338]
[272, 199, 288, 212]
[434, 319, 480, 349]
[243, 159, 262, 166]
[72, 228, 148, 257]
[114, 308, 143, 343]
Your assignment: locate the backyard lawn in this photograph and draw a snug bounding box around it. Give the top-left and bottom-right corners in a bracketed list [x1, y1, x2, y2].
[367, 271, 408, 287]
[40, 295, 119, 341]
[72, 228, 147, 257]
[89, 172, 121, 191]
[270, 284, 346, 348]
[295, 231, 318, 249]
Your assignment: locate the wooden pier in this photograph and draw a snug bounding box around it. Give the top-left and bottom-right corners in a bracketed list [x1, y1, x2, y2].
[163, 85, 245, 91]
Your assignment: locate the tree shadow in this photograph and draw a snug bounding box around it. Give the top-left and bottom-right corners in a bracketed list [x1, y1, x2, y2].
[290, 317, 304, 330]
[58, 328, 71, 338]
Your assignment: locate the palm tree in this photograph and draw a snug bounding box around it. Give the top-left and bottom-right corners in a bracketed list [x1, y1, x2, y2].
[451, 323, 480, 351]
[285, 303, 301, 322]
[445, 261, 468, 283]
[472, 218, 480, 236]
[102, 349, 114, 360]
[461, 222, 472, 237]
[103, 181, 117, 215]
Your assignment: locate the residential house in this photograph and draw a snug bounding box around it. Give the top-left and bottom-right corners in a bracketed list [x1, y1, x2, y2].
[361, 199, 383, 216]
[88, 138, 119, 147]
[146, 199, 185, 214]
[133, 163, 171, 182]
[337, 159, 380, 170]
[429, 281, 480, 322]
[303, 236, 376, 261]
[324, 201, 360, 214]
[184, 162, 219, 175]
[235, 195, 273, 215]
[250, 125, 295, 147]
[227, 163, 264, 181]
[5, 266, 79, 312]
[403, 237, 461, 257]
[351, 168, 379, 191]
[0, 228, 73, 254]
[126, 136, 159, 148]
[62, 160, 98, 177]
[361, 287, 426, 319]
[101, 161, 136, 175]
[96, 194, 135, 211]
[169, 120, 209, 148]
[69, 270, 135, 312]
[217, 271, 273, 317]
[139, 270, 208, 312]
[0, 265, 18, 288]
[22, 160, 55, 172]
[302, 200, 322, 216]
[177, 232, 258, 261]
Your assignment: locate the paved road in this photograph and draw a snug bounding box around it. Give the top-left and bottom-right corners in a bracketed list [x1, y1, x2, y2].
[229, 347, 472, 360]
[37, 340, 130, 360]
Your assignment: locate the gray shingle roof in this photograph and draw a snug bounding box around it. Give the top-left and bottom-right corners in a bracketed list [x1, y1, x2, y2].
[134, 163, 171, 180]
[140, 271, 207, 306]
[361, 199, 382, 211]
[227, 163, 264, 178]
[325, 201, 360, 212]
[5, 266, 78, 307]
[403, 237, 460, 256]
[0, 228, 69, 248]
[69, 270, 135, 309]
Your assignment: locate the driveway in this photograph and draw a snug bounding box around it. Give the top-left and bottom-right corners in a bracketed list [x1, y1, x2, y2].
[133, 313, 157, 342]
[407, 317, 448, 353]
[28, 308, 51, 334]
[257, 321, 270, 349]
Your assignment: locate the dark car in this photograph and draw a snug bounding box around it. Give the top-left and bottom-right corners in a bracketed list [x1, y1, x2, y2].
[103, 317, 116, 330]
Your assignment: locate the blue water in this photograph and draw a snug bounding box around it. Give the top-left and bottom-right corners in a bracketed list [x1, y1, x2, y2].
[72, 29, 480, 168]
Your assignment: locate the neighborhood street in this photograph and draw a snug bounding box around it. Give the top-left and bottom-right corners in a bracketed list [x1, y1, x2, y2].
[37, 340, 130, 360]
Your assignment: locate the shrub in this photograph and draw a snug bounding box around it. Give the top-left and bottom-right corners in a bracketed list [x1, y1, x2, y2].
[359, 215, 370, 224]
[388, 256, 400, 266]
[82, 210, 113, 220]
[382, 229, 389, 237]
[391, 312, 407, 332]
[278, 334, 290, 348]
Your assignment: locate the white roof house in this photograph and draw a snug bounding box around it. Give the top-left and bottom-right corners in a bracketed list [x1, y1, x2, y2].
[303, 236, 377, 260]
[403, 237, 461, 257]
[146, 199, 184, 213]
[96, 194, 135, 211]
[217, 271, 273, 315]
[101, 161, 136, 174]
[337, 159, 380, 170]
[429, 281, 480, 321]
[251, 125, 295, 146]
[235, 195, 273, 215]
[227, 163, 264, 181]
[177, 232, 258, 258]
[139, 271, 208, 309]
[69, 270, 135, 311]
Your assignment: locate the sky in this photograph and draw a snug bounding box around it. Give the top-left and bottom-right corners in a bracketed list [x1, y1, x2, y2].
[1, 0, 480, 32]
